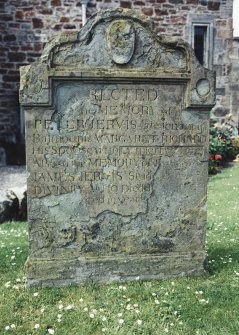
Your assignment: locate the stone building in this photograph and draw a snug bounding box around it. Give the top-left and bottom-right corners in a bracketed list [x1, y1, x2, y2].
[0, 0, 238, 164]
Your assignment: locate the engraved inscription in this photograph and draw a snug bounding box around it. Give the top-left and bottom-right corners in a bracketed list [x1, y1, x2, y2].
[27, 82, 208, 217]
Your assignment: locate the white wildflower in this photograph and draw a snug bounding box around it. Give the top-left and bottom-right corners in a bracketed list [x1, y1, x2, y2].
[34, 324, 40, 329]
[65, 304, 73, 310]
[118, 319, 124, 324]
[12, 285, 19, 290]
[199, 299, 209, 305]
[48, 328, 54, 334]
[33, 292, 39, 297]
[119, 285, 127, 290]
[136, 319, 143, 325]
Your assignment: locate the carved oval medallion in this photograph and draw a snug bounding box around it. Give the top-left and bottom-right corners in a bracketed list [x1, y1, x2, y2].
[196, 78, 210, 97]
[107, 20, 135, 64]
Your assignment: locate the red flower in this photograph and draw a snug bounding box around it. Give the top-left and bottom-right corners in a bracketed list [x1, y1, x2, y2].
[208, 154, 214, 160]
[215, 154, 222, 160]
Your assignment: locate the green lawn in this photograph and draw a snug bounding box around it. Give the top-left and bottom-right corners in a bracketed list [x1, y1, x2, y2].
[0, 164, 239, 335]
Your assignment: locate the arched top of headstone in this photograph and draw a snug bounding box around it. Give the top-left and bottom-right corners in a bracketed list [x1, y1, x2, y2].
[19, 8, 215, 108]
[48, 9, 189, 71]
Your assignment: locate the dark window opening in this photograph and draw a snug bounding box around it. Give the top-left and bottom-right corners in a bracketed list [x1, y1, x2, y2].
[194, 26, 207, 66]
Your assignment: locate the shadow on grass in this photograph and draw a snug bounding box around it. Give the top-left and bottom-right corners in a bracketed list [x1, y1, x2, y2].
[207, 245, 239, 274]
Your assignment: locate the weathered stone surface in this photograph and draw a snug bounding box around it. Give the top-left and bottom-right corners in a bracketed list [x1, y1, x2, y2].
[20, 9, 215, 287]
[107, 20, 135, 64]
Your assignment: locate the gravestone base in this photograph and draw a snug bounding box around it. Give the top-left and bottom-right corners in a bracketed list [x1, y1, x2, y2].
[25, 251, 207, 287]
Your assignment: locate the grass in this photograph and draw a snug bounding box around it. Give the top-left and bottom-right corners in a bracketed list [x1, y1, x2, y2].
[0, 164, 239, 335]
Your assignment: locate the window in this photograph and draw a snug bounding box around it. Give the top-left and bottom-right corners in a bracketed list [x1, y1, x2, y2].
[194, 25, 208, 66]
[187, 14, 214, 70]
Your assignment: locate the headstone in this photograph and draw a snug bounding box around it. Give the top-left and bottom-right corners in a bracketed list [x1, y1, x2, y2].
[20, 9, 215, 287]
[0, 147, 6, 166]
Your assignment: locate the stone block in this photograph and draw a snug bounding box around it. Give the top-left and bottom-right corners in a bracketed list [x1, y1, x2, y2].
[134, 1, 145, 5]
[208, 1, 220, 10]
[120, 1, 132, 8]
[168, 0, 183, 3]
[51, 0, 61, 6]
[142, 7, 153, 16]
[32, 18, 44, 29]
[155, 8, 168, 15]
[60, 17, 70, 23]
[0, 14, 13, 21]
[63, 24, 76, 29]
[3, 75, 20, 82]
[4, 35, 16, 42]
[39, 8, 53, 15]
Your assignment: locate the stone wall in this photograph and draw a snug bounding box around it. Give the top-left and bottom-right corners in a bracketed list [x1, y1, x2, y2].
[0, 0, 237, 163]
[0, 0, 84, 163]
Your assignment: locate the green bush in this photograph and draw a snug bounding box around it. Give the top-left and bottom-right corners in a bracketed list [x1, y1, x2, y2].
[209, 117, 239, 174]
